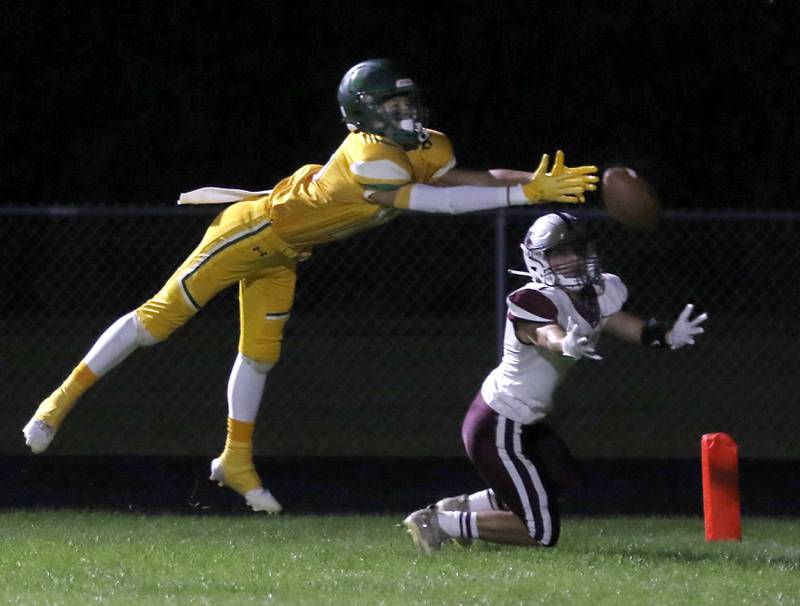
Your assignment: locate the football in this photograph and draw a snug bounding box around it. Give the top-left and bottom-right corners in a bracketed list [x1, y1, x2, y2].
[601, 167, 661, 231]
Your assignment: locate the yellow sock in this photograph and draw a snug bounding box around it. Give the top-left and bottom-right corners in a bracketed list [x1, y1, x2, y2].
[220, 417, 261, 493]
[226, 417, 255, 447]
[35, 362, 97, 429]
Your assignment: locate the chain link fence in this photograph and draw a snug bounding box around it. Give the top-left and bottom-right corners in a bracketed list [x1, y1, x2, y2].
[1, 205, 797, 459]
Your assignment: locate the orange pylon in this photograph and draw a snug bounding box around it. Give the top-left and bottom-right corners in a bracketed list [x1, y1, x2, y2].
[701, 433, 741, 542]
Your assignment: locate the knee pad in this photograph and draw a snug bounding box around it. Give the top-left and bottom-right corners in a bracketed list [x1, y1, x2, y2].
[132, 311, 160, 346]
[239, 353, 274, 375]
[136, 283, 197, 342]
[239, 332, 284, 366]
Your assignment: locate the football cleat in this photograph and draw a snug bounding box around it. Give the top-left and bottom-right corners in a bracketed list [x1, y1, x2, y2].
[435, 494, 473, 547]
[403, 507, 448, 555]
[242, 488, 283, 514]
[22, 418, 55, 454]
[435, 494, 470, 512]
[209, 457, 282, 514]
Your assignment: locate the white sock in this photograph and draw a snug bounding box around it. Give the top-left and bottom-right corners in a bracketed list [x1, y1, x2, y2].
[227, 353, 272, 422]
[83, 311, 158, 377]
[467, 489, 504, 512]
[437, 511, 479, 540]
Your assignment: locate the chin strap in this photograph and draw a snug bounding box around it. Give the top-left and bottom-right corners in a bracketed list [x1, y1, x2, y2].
[416, 125, 431, 146]
[388, 126, 428, 148]
[507, 269, 531, 278]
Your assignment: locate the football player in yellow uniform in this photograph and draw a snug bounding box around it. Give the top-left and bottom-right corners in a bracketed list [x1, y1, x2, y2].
[23, 59, 599, 513]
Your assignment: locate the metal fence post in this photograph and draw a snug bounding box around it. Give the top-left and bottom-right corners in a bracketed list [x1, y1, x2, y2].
[495, 209, 508, 362]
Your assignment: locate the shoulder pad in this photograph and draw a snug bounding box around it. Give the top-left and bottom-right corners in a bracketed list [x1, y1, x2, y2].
[600, 273, 628, 314]
[413, 130, 456, 182]
[347, 133, 413, 188]
[507, 285, 559, 323]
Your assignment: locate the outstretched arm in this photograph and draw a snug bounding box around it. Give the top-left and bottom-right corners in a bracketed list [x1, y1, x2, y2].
[367, 150, 598, 212]
[602, 311, 646, 344]
[604, 305, 708, 349]
[515, 319, 601, 361]
[435, 167, 535, 186]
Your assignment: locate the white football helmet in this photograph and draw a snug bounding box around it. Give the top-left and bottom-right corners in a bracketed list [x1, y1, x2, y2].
[520, 213, 602, 292]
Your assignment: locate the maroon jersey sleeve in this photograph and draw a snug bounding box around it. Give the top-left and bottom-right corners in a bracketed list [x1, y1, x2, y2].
[506, 288, 559, 323]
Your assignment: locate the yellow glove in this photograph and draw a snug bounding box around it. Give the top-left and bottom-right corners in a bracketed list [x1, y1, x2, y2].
[522, 150, 599, 204]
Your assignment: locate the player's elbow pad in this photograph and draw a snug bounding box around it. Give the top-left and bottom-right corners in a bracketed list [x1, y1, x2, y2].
[398, 183, 525, 214]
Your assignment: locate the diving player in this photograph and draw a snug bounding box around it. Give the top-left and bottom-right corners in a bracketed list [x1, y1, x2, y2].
[23, 59, 599, 513]
[403, 212, 708, 552]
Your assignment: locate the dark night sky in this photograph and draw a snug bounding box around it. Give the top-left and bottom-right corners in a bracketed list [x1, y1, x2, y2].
[2, 0, 798, 210]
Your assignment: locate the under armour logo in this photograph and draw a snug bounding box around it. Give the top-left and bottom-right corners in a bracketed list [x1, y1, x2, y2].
[252, 246, 269, 257]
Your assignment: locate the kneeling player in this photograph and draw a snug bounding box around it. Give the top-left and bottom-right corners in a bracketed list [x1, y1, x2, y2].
[403, 212, 707, 553]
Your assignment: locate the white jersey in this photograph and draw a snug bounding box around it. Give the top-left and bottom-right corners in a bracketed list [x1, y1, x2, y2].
[480, 273, 628, 424]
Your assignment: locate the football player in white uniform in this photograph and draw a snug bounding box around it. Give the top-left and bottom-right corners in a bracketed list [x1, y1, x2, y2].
[403, 212, 707, 553]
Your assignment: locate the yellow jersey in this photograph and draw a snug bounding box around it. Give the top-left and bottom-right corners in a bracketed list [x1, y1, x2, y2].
[267, 129, 456, 247]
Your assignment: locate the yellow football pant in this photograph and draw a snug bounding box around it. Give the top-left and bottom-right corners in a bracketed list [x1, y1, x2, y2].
[136, 199, 298, 364]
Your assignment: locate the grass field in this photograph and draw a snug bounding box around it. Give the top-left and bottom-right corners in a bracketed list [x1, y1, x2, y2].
[1, 512, 798, 606]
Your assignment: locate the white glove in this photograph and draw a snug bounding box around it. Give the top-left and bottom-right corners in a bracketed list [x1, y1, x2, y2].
[666, 304, 708, 349]
[561, 319, 602, 361]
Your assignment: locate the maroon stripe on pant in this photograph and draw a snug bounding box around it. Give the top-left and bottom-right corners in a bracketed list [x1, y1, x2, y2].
[461, 392, 561, 546]
[459, 512, 473, 539]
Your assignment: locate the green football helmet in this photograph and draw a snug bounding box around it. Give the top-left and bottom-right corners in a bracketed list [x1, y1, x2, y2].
[337, 58, 429, 148]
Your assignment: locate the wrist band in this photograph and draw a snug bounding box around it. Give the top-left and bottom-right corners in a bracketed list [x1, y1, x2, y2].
[641, 319, 670, 348]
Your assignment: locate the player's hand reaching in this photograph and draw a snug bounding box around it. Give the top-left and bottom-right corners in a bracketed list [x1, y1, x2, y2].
[522, 150, 599, 204]
[561, 319, 603, 361]
[666, 304, 708, 349]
